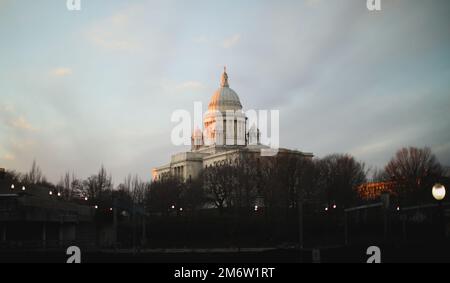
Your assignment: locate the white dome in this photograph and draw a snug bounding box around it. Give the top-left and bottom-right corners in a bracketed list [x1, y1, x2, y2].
[208, 68, 242, 112]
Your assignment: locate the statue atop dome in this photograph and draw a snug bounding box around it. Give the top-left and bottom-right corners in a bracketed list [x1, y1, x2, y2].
[220, 66, 229, 88]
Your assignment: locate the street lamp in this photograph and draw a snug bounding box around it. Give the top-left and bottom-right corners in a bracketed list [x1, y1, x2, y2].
[432, 183, 446, 201]
[432, 183, 446, 240]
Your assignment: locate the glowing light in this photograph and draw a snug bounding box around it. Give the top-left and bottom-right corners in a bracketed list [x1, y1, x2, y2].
[110, 208, 113, 211]
[84, 197, 88, 201]
[22, 186, 26, 191]
[171, 205, 175, 209]
[49, 191, 53, 196]
[254, 205, 258, 211]
[432, 183, 446, 201]
[57, 192, 61, 197]
[179, 207, 183, 212]
[396, 206, 400, 211]
[325, 207, 328, 211]
[94, 205, 98, 209]
[11, 184, 14, 190]
[332, 204, 337, 209]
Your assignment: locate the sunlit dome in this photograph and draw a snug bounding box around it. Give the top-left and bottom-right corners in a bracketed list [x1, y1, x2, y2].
[208, 67, 243, 112]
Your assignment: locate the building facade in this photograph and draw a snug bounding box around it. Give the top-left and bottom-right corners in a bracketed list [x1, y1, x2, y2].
[152, 68, 313, 181]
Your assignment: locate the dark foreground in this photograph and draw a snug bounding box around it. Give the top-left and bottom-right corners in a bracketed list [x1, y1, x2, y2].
[1, 242, 449, 263]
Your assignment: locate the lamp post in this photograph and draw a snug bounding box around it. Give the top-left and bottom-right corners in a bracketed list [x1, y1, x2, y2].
[432, 183, 446, 239]
[432, 183, 446, 201]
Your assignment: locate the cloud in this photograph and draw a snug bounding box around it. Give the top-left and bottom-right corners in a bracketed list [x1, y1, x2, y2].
[1, 103, 15, 113]
[0, 103, 37, 132]
[432, 142, 450, 158]
[349, 140, 394, 157]
[193, 35, 210, 44]
[85, 6, 143, 51]
[1, 153, 15, 161]
[222, 34, 241, 49]
[1, 0, 450, 183]
[174, 81, 207, 92]
[88, 30, 141, 51]
[193, 34, 241, 49]
[9, 116, 37, 132]
[51, 67, 72, 77]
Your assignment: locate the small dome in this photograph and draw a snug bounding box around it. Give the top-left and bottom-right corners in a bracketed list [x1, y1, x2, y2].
[208, 67, 243, 112]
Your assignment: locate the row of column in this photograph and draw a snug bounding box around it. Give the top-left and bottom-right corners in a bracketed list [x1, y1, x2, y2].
[173, 166, 184, 179]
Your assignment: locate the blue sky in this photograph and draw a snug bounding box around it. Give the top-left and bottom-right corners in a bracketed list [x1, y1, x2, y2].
[1, 0, 449, 183]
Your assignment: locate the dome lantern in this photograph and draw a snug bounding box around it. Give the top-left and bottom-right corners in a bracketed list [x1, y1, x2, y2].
[208, 67, 243, 112]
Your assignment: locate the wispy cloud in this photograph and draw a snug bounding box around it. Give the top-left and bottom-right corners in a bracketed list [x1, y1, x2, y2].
[88, 30, 141, 51]
[222, 34, 241, 49]
[85, 6, 143, 51]
[10, 116, 37, 131]
[1, 0, 449, 182]
[175, 81, 207, 92]
[51, 67, 72, 77]
[193, 35, 210, 44]
[1, 153, 15, 161]
[1, 104, 37, 132]
[194, 34, 241, 49]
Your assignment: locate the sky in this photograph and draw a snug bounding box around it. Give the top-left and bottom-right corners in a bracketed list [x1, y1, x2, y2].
[0, 0, 449, 184]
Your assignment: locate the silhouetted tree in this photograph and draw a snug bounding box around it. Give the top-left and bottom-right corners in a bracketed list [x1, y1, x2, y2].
[83, 165, 113, 201]
[57, 172, 82, 200]
[148, 177, 182, 215]
[3, 169, 22, 184]
[22, 160, 46, 185]
[181, 175, 205, 213]
[203, 163, 239, 213]
[384, 146, 443, 204]
[315, 154, 367, 207]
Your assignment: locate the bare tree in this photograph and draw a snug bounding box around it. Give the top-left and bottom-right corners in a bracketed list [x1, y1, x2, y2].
[148, 177, 182, 215]
[23, 160, 45, 185]
[203, 163, 241, 213]
[3, 169, 22, 184]
[235, 157, 259, 210]
[181, 175, 205, 212]
[132, 175, 147, 204]
[56, 172, 83, 200]
[83, 165, 113, 201]
[315, 154, 367, 207]
[384, 146, 443, 203]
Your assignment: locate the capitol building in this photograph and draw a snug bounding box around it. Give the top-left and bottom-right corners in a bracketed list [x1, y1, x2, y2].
[152, 68, 313, 182]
